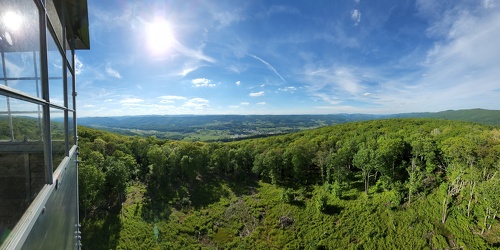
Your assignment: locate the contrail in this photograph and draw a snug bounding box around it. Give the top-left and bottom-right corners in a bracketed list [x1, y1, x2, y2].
[249, 54, 287, 83]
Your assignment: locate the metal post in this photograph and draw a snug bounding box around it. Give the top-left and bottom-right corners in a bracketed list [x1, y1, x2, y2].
[1, 51, 15, 141]
[33, 51, 43, 141]
[63, 21, 69, 156]
[40, 10, 54, 184]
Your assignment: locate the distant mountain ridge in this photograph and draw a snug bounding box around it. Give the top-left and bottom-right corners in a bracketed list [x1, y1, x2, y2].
[79, 109, 500, 127]
[389, 108, 500, 125]
[76, 109, 500, 140]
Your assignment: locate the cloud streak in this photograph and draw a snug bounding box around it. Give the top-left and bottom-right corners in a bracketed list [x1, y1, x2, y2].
[249, 54, 287, 83]
[106, 66, 121, 78]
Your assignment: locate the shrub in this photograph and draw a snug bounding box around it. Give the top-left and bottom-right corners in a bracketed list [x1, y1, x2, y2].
[316, 194, 328, 212]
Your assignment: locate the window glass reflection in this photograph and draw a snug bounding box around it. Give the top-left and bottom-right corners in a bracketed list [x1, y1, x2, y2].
[0, 99, 45, 246]
[50, 107, 65, 170]
[66, 66, 73, 110]
[68, 111, 74, 146]
[0, 98, 43, 142]
[47, 28, 64, 107]
[0, 0, 41, 101]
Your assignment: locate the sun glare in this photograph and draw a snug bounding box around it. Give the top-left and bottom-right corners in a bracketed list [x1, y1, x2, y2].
[145, 19, 175, 55]
[3, 11, 23, 31]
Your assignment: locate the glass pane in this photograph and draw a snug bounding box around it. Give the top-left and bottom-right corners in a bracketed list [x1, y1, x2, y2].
[0, 98, 43, 142]
[47, 29, 64, 107]
[46, 0, 64, 55]
[0, 0, 40, 52]
[68, 111, 75, 146]
[1, 52, 41, 98]
[0, 99, 45, 246]
[66, 46, 73, 71]
[50, 107, 65, 169]
[66, 65, 73, 110]
[0, 0, 41, 102]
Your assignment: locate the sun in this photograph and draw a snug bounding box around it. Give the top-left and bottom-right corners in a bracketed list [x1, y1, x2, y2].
[3, 11, 23, 31]
[145, 18, 175, 55]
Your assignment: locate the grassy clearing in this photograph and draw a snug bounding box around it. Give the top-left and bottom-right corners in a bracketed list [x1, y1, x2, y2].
[82, 179, 496, 249]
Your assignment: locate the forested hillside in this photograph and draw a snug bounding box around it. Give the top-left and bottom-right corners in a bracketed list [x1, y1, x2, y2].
[78, 118, 500, 249]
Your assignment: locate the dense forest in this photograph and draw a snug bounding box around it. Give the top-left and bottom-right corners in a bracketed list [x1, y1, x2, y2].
[77, 118, 500, 249]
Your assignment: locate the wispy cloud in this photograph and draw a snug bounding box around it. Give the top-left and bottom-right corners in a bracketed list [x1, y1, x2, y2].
[183, 98, 210, 108]
[75, 56, 84, 75]
[159, 95, 187, 103]
[257, 5, 300, 18]
[279, 86, 297, 92]
[249, 91, 265, 97]
[257, 102, 266, 105]
[235, 81, 241, 86]
[303, 66, 366, 96]
[249, 54, 287, 82]
[203, 1, 246, 29]
[241, 102, 250, 105]
[351, 9, 361, 26]
[178, 65, 200, 77]
[120, 97, 144, 105]
[106, 66, 121, 78]
[192, 78, 216, 87]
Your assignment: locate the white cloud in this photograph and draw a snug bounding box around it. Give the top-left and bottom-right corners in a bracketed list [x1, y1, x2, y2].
[483, 0, 495, 9]
[183, 98, 209, 108]
[229, 105, 240, 109]
[192, 78, 216, 87]
[257, 102, 266, 105]
[75, 56, 84, 75]
[351, 9, 361, 26]
[249, 91, 265, 97]
[241, 102, 250, 105]
[159, 95, 187, 103]
[235, 80, 241, 86]
[364, 93, 372, 96]
[120, 97, 144, 105]
[279, 86, 297, 92]
[104, 99, 113, 102]
[356, 6, 500, 114]
[83, 104, 95, 108]
[105, 66, 121, 78]
[160, 95, 187, 100]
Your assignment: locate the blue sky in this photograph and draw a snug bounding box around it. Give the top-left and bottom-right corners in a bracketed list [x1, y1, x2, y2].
[76, 0, 500, 117]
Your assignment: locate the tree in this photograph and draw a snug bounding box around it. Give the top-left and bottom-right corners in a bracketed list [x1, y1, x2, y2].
[376, 136, 405, 181]
[147, 144, 169, 186]
[353, 145, 377, 195]
[284, 137, 317, 184]
[79, 163, 105, 217]
[104, 158, 129, 204]
[476, 176, 500, 234]
[92, 138, 107, 154]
